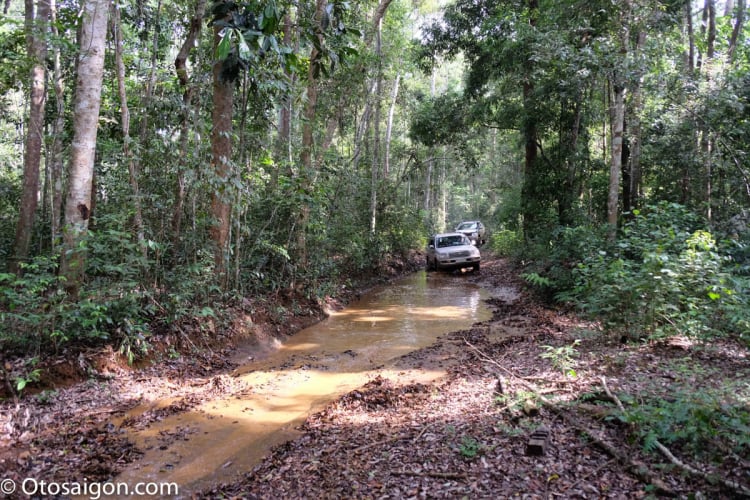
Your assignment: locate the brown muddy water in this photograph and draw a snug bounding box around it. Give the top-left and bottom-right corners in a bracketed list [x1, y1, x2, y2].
[115, 271, 491, 497]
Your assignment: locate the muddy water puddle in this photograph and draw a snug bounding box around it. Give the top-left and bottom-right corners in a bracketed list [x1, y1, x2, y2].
[115, 271, 491, 497]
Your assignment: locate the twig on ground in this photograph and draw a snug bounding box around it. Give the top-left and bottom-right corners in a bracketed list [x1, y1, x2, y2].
[414, 422, 435, 442]
[390, 470, 467, 480]
[600, 377, 625, 413]
[558, 459, 615, 494]
[353, 434, 408, 453]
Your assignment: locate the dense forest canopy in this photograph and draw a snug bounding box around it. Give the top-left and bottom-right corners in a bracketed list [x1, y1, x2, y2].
[0, 0, 748, 357]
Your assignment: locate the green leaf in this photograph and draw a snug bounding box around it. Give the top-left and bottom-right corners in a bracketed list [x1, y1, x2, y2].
[217, 29, 232, 59]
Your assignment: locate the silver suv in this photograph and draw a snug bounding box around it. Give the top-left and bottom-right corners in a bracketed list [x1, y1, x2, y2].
[454, 221, 486, 246]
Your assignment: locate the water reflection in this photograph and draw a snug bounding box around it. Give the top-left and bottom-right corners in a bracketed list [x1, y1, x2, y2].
[115, 271, 490, 496]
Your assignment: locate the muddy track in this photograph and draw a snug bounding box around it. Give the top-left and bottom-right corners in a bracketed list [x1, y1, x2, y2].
[1, 256, 748, 499]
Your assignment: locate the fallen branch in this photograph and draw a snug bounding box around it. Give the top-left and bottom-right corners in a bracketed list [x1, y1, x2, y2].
[414, 422, 435, 442]
[353, 434, 408, 453]
[602, 376, 750, 498]
[391, 470, 467, 480]
[464, 339, 676, 496]
[653, 441, 750, 497]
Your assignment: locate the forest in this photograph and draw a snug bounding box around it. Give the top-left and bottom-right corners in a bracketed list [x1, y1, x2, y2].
[1, 0, 749, 495]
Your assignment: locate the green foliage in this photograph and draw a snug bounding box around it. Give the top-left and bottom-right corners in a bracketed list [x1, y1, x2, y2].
[540, 340, 580, 377]
[14, 358, 41, 393]
[457, 435, 481, 459]
[522, 271, 552, 289]
[564, 203, 750, 342]
[0, 243, 153, 360]
[489, 229, 522, 257]
[619, 386, 750, 458]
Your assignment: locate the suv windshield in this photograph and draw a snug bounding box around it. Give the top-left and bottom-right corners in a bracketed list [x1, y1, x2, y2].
[456, 222, 477, 230]
[436, 235, 468, 248]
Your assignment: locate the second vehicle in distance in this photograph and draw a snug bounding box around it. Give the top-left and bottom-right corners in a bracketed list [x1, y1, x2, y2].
[454, 220, 486, 246]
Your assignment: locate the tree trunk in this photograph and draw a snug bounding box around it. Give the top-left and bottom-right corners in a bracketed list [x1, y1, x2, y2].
[424, 71, 435, 217]
[520, 0, 539, 238]
[351, 79, 376, 171]
[607, 1, 631, 240]
[686, 1, 696, 74]
[369, 18, 383, 234]
[608, 84, 625, 238]
[558, 94, 581, 226]
[296, 0, 327, 264]
[59, 0, 109, 294]
[49, 0, 64, 249]
[210, 20, 234, 279]
[702, 0, 716, 221]
[707, 0, 716, 59]
[276, 11, 294, 179]
[624, 30, 647, 215]
[11, 0, 49, 274]
[173, 0, 206, 253]
[384, 73, 400, 177]
[727, 0, 745, 63]
[112, 1, 146, 259]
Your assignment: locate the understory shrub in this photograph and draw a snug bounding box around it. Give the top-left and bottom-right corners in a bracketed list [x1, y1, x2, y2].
[0, 237, 154, 359]
[618, 386, 750, 459]
[558, 203, 750, 343]
[489, 228, 523, 257]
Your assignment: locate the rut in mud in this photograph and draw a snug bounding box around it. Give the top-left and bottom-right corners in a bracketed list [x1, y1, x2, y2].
[113, 271, 490, 495]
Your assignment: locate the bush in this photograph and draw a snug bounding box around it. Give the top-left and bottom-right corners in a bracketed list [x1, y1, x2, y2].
[0, 243, 153, 359]
[566, 203, 750, 343]
[489, 229, 523, 257]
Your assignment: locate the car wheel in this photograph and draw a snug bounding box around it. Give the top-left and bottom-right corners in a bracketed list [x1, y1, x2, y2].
[426, 258, 434, 272]
[472, 262, 480, 273]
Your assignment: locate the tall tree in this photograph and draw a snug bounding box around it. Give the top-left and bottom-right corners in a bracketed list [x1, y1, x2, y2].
[173, 0, 207, 253]
[210, 5, 234, 279]
[112, 1, 145, 258]
[48, 0, 65, 249]
[59, 0, 110, 293]
[520, 0, 539, 237]
[10, 0, 50, 274]
[727, 0, 746, 62]
[296, 0, 328, 264]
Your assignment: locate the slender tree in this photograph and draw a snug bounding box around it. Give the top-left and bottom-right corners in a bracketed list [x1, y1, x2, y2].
[384, 73, 400, 178]
[48, 0, 65, 249]
[10, 0, 50, 274]
[727, 0, 745, 62]
[112, 1, 145, 258]
[173, 0, 207, 252]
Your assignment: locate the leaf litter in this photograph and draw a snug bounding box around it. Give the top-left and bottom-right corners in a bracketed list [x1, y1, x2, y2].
[1, 256, 748, 498]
